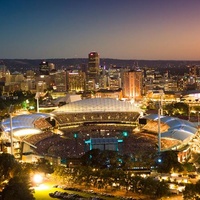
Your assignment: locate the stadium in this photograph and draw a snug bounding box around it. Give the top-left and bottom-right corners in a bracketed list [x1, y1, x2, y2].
[0, 98, 198, 163]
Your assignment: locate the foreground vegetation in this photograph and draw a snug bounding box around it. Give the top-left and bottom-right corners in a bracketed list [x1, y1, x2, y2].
[1, 149, 200, 199]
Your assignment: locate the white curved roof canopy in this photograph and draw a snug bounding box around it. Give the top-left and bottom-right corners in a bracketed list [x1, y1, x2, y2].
[144, 114, 197, 142]
[53, 98, 142, 113]
[1, 113, 52, 137]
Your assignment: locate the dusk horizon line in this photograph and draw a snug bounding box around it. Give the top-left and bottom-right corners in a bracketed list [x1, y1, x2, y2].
[1, 58, 200, 62]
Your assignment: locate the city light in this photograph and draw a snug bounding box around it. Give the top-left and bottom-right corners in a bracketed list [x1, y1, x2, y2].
[33, 174, 43, 185]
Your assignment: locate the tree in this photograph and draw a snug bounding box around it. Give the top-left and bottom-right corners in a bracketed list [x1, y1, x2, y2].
[128, 175, 143, 193]
[182, 162, 196, 173]
[81, 149, 124, 169]
[120, 154, 133, 169]
[139, 177, 169, 199]
[80, 149, 102, 167]
[183, 180, 200, 200]
[155, 180, 170, 198]
[2, 175, 35, 200]
[52, 165, 72, 184]
[164, 102, 188, 116]
[183, 183, 198, 200]
[156, 151, 183, 173]
[35, 158, 54, 175]
[0, 153, 19, 182]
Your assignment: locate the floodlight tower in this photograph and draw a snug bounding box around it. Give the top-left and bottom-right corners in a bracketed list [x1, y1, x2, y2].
[158, 102, 161, 153]
[8, 105, 14, 155]
[35, 92, 40, 113]
[158, 94, 163, 153]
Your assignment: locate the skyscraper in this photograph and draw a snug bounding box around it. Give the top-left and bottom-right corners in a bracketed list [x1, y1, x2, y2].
[122, 70, 143, 101]
[0, 61, 6, 78]
[53, 70, 67, 92]
[67, 70, 85, 93]
[39, 61, 50, 75]
[87, 52, 100, 91]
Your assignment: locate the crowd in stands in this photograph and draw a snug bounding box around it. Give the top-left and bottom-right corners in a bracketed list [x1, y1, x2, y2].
[123, 133, 157, 157]
[32, 134, 85, 158]
[24, 131, 54, 145]
[34, 118, 52, 130]
[142, 120, 169, 133]
[21, 128, 162, 160]
[62, 125, 133, 136]
[20, 116, 180, 160]
[54, 112, 140, 126]
[161, 138, 181, 149]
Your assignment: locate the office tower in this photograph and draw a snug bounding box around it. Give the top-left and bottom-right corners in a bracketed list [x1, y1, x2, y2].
[122, 70, 143, 101]
[67, 70, 85, 93]
[48, 62, 55, 72]
[11, 71, 25, 82]
[26, 70, 35, 79]
[108, 77, 121, 90]
[0, 61, 7, 78]
[189, 65, 198, 77]
[35, 75, 51, 92]
[107, 67, 122, 90]
[87, 52, 100, 91]
[185, 65, 199, 90]
[39, 61, 50, 75]
[53, 70, 67, 92]
[36, 81, 47, 93]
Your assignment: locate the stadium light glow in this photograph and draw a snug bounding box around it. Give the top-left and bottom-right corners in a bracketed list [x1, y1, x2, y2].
[14, 129, 42, 137]
[33, 174, 43, 185]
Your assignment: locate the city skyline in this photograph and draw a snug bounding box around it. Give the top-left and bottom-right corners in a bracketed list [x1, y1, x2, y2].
[1, 0, 200, 60]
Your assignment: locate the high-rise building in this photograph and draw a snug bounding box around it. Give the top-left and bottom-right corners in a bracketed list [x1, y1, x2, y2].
[108, 77, 121, 90]
[67, 70, 85, 93]
[26, 70, 35, 79]
[0, 61, 7, 78]
[87, 52, 100, 91]
[35, 75, 51, 92]
[53, 70, 67, 92]
[189, 65, 199, 77]
[122, 70, 143, 101]
[39, 61, 50, 75]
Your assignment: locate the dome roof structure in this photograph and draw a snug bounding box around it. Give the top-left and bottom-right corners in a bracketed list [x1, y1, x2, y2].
[52, 98, 142, 113]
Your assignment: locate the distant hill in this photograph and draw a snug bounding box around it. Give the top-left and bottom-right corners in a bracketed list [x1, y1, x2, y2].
[1, 58, 200, 75]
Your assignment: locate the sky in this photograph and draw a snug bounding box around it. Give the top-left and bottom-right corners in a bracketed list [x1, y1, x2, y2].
[1, 0, 200, 60]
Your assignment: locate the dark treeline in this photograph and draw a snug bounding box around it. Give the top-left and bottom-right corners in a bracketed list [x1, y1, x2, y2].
[1, 59, 200, 74]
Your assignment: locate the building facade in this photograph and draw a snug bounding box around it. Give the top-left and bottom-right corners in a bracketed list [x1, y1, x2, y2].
[87, 52, 100, 91]
[122, 70, 143, 101]
[67, 70, 85, 93]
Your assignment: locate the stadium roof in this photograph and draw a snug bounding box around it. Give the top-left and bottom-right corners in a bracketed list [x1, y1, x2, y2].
[1, 113, 53, 137]
[52, 98, 142, 113]
[144, 114, 197, 142]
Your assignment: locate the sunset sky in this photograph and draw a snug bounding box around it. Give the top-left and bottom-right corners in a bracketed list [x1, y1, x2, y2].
[1, 0, 200, 60]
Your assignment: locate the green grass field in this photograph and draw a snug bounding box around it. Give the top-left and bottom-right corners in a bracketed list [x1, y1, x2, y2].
[33, 182, 120, 200]
[34, 183, 63, 200]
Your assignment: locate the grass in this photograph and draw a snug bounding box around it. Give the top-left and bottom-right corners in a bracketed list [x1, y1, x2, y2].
[33, 181, 121, 200]
[34, 183, 62, 200]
